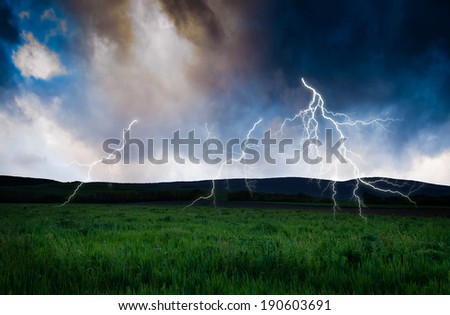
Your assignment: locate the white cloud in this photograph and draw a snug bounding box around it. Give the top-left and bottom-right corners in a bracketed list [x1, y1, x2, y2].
[0, 94, 99, 181]
[12, 32, 66, 80]
[402, 150, 450, 185]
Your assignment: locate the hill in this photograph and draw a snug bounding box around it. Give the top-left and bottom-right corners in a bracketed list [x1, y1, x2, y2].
[0, 175, 449, 208]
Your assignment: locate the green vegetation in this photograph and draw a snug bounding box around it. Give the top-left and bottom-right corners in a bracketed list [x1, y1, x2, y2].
[0, 204, 449, 294]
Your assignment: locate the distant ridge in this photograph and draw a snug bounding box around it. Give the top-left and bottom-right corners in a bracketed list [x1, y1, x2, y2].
[0, 175, 58, 187]
[0, 175, 449, 207]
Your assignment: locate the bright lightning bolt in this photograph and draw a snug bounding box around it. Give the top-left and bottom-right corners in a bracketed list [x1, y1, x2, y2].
[276, 78, 415, 220]
[57, 120, 138, 207]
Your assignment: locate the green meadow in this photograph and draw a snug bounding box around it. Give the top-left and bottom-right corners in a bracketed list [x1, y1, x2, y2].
[0, 203, 449, 294]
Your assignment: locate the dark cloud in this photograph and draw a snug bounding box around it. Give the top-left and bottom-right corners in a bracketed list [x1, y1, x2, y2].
[159, 0, 223, 48]
[56, 0, 133, 59]
[0, 1, 19, 43]
[0, 1, 20, 88]
[218, 0, 449, 90]
[171, 0, 450, 150]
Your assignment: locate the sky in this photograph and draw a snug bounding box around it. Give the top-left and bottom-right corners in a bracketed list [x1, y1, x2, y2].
[0, 0, 449, 185]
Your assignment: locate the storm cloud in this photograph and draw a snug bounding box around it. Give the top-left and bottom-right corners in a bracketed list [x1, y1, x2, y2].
[0, 0, 449, 184]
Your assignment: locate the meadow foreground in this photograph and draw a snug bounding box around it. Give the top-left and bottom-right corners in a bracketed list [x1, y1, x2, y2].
[0, 204, 449, 294]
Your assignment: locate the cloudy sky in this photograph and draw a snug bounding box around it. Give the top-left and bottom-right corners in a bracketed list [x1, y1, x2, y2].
[0, 0, 449, 185]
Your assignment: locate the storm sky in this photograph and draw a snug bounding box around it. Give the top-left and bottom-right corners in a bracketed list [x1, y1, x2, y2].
[0, 0, 449, 184]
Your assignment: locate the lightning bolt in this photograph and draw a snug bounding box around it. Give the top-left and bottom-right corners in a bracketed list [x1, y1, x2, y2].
[57, 120, 138, 207]
[275, 78, 415, 220]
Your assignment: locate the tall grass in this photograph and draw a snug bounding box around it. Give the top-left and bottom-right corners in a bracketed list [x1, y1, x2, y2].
[0, 204, 448, 294]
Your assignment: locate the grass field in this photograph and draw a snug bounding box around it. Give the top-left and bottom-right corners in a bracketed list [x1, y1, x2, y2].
[0, 203, 449, 294]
